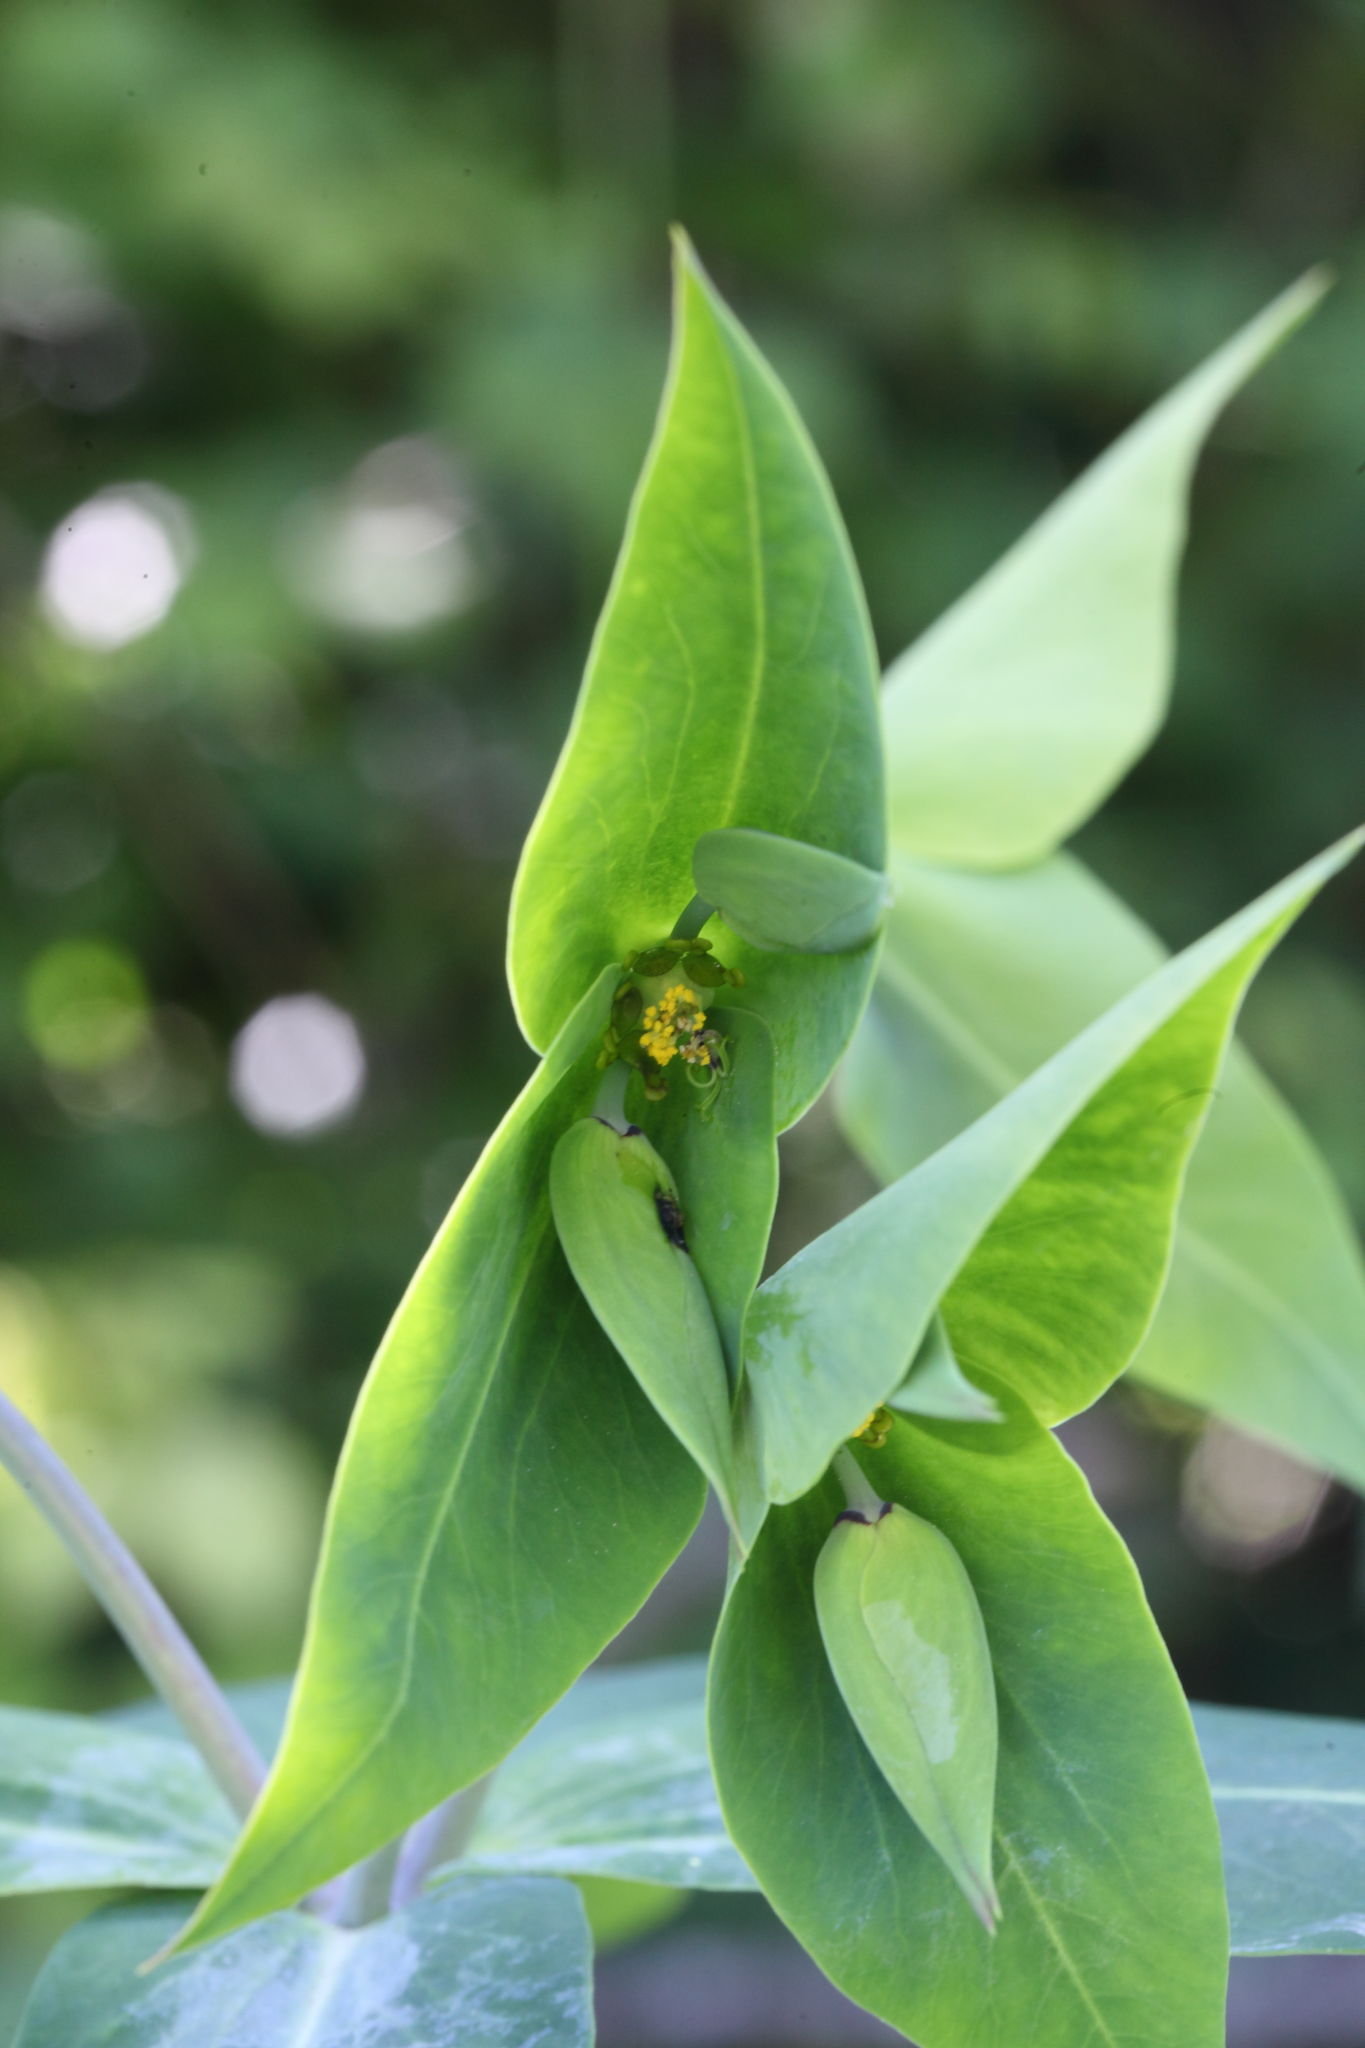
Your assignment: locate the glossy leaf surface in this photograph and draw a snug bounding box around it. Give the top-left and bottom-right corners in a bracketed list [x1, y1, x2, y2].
[1193, 1703, 1365, 1957]
[509, 232, 884, 1127]
[814, 1502, 998, 1927]
[0, 1708, 232, 1896]
[838, 849, 1365, 1488]
[462, 1658, 750, 1891]
[178, 971, 705, 1953]
[550, 1116, 755, 1541]
[691, 828, 888, 953]
[16, 1879, 592, 2048]
[709, 1392, 1227, 2047]
[881, 272, 1326, 868]
[748, 833, 1360, 1501]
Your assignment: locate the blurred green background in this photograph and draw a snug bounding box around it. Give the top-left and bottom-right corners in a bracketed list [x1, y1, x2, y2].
[0, 1, 1362, 2040]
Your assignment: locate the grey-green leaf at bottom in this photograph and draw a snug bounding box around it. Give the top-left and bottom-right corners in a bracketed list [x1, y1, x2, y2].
[709, 1387, 1227, 2047]
[814, 1502, 998, 1929]
[14, 1879, 592, 2048]
[1193, 1702, 1365, 1957]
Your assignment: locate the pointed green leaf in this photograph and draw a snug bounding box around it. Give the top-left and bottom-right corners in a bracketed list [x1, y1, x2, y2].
[890, 1317, 1002, 1424]
[747, 832, 1361, 1501]
[15, 1879, 592, 2048]
[882, 272, 1327, 868]
[0, 1708, 233, 1896]
[550, 1116, 757, 1542]
[461, 1657, 751, 1891]
[508, 231, 884, 1128]
[691, 828, 889, 953]
[1193, 1703, 1365, 1957]
[837, 848, 1365, 1490]
[814, 1502, 998, 1928]
[630, 1003, 777, 1377]
[176, 972, 704, 1954]
[709, 1390, 1228, 2048]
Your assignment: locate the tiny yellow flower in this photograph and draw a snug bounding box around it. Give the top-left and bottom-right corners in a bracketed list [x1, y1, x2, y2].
[639, 985, 708, 1067]
[852, 1406, 894, 1450]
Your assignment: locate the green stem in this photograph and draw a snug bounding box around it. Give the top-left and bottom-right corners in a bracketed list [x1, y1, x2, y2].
[592, 1059, 631, 1132]
[670, 894, 714, 942]
[833, 1447, 885, 1520]
[389, 1775, 496, 1912]
[333, 1837, 404, 1929]
[0, 1387, 265, 1820]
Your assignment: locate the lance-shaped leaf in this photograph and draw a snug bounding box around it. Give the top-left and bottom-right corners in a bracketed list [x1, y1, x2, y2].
[461, 1657, 751, 1891]
[691, 828, 889, 953]
[814, 1501, 998, 1929]
[837, 849, 1365, 1491]
[15, 1879, 592, 2048]
[632, 1003, 777, 1378]
[747, 831, 1361, 1502]
[881, 270, 1327, 868]
[0, 1707, 233, 1896]
[709, 1390, 1228, 2048]
[890, 1316, 1001, 1424]
[508, 231, 885, 1129]
[550, 1117, 759, 1543]
[1193, 1703, 1365, 1958]
[174, 971, 705, 1955]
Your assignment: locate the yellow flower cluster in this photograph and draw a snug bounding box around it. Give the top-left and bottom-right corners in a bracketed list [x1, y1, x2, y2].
[639, 985, 713, 1068]
[852, 1406, 894, 1449]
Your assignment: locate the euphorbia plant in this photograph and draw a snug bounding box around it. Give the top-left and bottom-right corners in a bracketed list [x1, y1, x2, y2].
[3, 233, 1363, 2047]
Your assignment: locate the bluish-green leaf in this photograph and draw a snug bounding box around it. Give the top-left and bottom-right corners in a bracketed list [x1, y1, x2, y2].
[814, 1501, 998, 1929]
[709, 1390, 1228, 2048]
[1193, 1703, 1365, 1957]
[0, 1708, 232, 1896]
[550, 1117, 758, 1543]
[747, 832, 1360, 1501]
[175, 971, 705, 1954]
[881, 271, 1327, 868]
[508, 231, 884, 1128]
[890, 1317, 1001, 1424]
[691, 828, 888, 953]
[461, 1658, 750, 1892]
[15, 1879, 592, 2048]
[837, 848, 1365, 1490]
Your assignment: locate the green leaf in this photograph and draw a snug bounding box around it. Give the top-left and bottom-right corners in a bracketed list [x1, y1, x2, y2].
[709, 1390, 1228, 2048]
[747, 832, 1360, 1501]
[630, 1003, 778, 1378]
[890, 1317, 1002, 1424]
[881, 271, 1327, 869]
[813, 1501, 998, 1929]
[1193, 1703, 1365, 1957]
[508, 230, 885, 1129]
[15, 1879, 592, 2048]
[176, 971, 705, 1954]
[550, 1117, 758, 1543]
[836, 848, 1365, 1490]
[691, 829, 889, 953]
[578, 1876, 687, 1951]
[0, 1707, 232, 1896]
[462, 1657, 751, 1892]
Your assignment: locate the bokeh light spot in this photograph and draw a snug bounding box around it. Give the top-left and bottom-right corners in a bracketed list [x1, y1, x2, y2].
[230, 994, 366, 1138]
[40, 486, 194, 651]
[22, 938, 149, 1073]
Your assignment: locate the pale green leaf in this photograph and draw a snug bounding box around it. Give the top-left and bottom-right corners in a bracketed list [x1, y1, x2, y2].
[550, 1118, 757, 1543]
[836, 848, 1365, 1489]
[175, 972, 705, 1954]
[462, 1657, 750, 1892]
[1193, 1703, 1365, 1957]
[508, 231, 884, 1128]
[747, 832, 1361, 1502]
[814, 1502, 998, 1928]
[882, 271, 1328, 868]
[691, 828, 888, 952]
[0, 1708, 232, 1896]
[709, 1390, 1228, 2048]
[890, 1317, 1002, 1424]
[15, 1879, 592, 2048]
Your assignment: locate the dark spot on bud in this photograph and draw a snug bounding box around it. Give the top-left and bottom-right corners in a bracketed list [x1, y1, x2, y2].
[654, 1190, 688, 1250]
